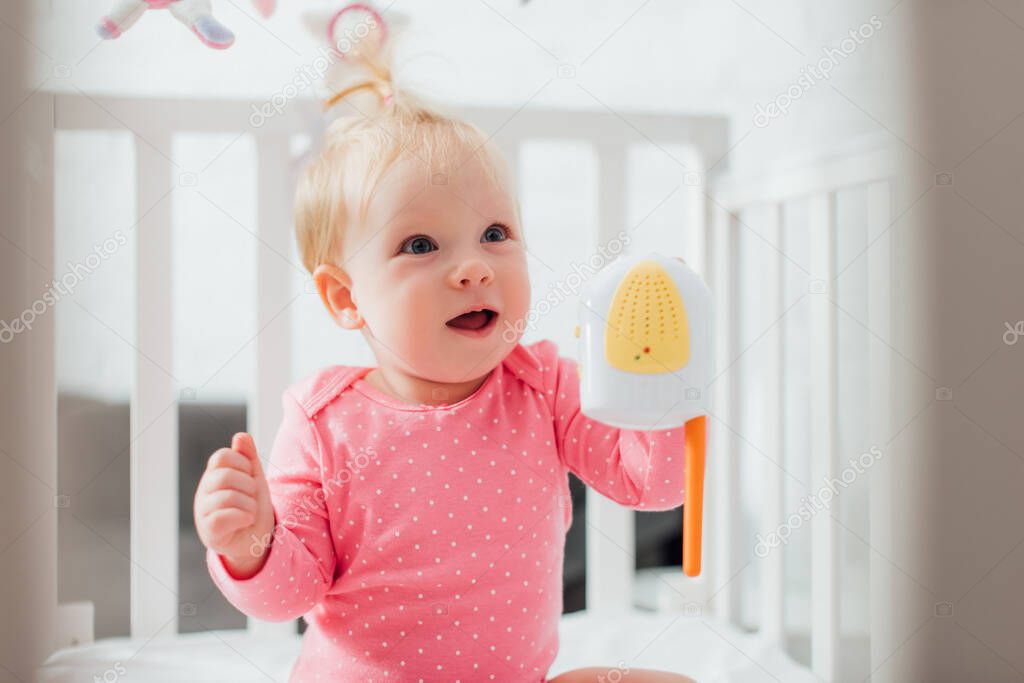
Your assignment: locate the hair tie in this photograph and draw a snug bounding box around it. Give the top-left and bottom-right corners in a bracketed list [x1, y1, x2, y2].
[323, 79, 394, 113]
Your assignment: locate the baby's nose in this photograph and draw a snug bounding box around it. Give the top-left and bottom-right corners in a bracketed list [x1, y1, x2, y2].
[452, 259, 493, 287]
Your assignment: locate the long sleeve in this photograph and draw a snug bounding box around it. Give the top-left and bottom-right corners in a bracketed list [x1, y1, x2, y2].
[206, 389, 338, 622]
[533, 339, 688, 511]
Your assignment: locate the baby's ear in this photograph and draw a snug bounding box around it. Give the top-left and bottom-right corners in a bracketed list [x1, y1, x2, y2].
[313, 264, 363, 329]
[338, 308, 363, 330]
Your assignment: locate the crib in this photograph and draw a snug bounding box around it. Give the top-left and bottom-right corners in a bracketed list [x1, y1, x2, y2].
[34, 92, 899, 682]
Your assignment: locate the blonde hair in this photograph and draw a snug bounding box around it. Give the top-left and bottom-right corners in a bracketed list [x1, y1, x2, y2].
[294, 34, 521, 274]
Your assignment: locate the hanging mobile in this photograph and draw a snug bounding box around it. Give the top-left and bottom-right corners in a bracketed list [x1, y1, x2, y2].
[95, 0, 276, 50]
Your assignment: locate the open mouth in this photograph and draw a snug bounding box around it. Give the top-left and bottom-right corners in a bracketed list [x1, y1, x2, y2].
[446, 308, 498, 336]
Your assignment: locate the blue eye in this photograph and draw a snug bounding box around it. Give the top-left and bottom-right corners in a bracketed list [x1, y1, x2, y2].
[398, 225, 510, 255]
[482, 224, 509, 242]
[399, 236, 437, 255]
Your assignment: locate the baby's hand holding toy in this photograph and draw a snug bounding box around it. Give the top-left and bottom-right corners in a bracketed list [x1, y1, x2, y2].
[95, 0, 276, 50]
[194, 432, 276, 579]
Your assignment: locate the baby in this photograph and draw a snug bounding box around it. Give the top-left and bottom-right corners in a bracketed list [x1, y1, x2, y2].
[194, 44, 697, 683]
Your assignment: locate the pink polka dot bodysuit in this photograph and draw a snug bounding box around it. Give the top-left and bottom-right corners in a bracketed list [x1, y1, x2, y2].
[207, 339, 687, 681]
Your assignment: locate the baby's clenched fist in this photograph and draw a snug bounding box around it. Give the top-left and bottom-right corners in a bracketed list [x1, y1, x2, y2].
[194, 432, 275, 579]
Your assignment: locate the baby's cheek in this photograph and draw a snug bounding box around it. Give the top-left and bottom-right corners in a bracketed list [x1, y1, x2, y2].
[506, 280, 532, 326]
[399, 303, 448, 356]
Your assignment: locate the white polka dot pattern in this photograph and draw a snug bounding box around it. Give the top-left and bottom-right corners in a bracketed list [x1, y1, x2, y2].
[206, 339, 687, 681]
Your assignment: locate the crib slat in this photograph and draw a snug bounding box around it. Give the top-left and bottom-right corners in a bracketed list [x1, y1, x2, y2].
[130, 132, 179, 639]
[47, 95, 737, 655]
[247, 134, 298, 637]
[866, 181, 894, 676]
[759, 205, 785, 645]
[708, 203, 741, 624]
[586, 142, 634, 613]
[809, 192, 839, 680]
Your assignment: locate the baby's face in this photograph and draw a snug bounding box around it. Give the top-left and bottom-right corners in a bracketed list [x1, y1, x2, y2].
[337, 147, 530, 383]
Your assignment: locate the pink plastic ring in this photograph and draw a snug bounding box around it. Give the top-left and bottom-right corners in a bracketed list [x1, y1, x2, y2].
[327, 3, 387, 60]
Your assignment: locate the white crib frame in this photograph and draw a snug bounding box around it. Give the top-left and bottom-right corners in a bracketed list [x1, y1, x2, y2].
[711, 141, 900, 680]
[49, 93, 899, 681]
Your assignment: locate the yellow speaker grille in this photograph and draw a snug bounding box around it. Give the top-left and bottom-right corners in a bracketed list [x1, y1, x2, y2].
[605, 260, 689, 374]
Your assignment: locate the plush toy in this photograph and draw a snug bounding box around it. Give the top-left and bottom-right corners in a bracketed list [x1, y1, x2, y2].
[96, 0, 276, 50]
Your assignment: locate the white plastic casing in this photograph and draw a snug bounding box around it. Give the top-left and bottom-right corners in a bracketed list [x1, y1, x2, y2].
[577, 252, 713, 430]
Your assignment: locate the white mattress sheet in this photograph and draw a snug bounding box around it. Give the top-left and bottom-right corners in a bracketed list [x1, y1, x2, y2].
[37, 611, 815, 682]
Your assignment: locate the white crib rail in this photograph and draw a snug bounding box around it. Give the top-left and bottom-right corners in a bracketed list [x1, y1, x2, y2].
[708, 143, 899, 681]
[54, 94, 311, 640]
[248, 134, 297, 639]
[759, 204, 785, 648]
[588, 141, 634, 613]
[53, 91, 902, 681]
[130, 129, 178, 640]
[53, 94, 730, 637]
[808, 191, 839, 677]
[705, 200, 742, 626]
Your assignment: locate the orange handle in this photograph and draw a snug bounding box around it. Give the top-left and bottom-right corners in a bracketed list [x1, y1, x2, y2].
[683, 415, 707, 577]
